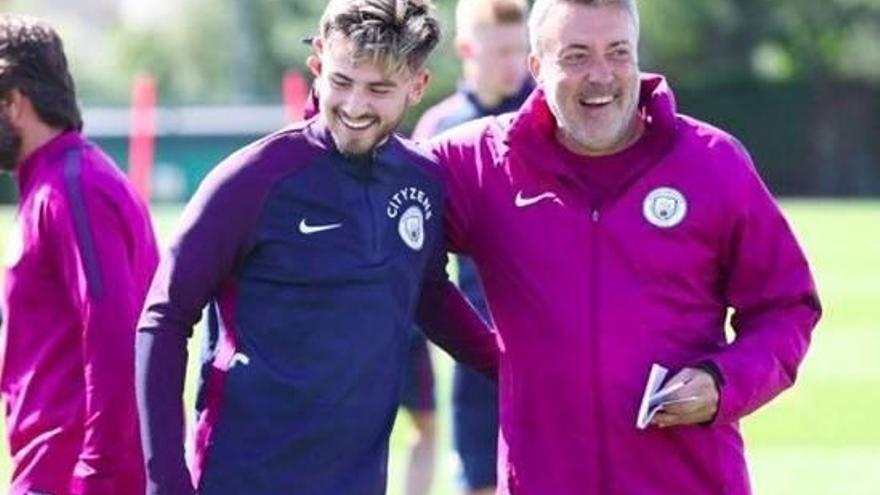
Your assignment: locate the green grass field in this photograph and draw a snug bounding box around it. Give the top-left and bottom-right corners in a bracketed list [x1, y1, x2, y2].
[0, 200, 878, 494]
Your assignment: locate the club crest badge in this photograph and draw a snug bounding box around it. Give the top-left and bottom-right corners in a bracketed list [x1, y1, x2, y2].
[643, 187, 687, 228]
[387, 186, 433, 252]
[398, 206, 425, 251]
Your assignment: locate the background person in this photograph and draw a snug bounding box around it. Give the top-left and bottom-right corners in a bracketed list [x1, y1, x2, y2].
[428, 0, 822, 493]
[0, 14, 157, 495]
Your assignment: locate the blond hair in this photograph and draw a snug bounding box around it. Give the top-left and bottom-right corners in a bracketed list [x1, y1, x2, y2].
[319, 0, 441, 72]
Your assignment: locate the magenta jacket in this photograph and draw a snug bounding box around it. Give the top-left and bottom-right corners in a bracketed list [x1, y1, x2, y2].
[1, 132, 157, 494]
[429, 74, 821, 495]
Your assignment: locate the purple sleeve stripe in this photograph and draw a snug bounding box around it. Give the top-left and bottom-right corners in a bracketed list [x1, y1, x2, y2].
[63, 148, 105, 300]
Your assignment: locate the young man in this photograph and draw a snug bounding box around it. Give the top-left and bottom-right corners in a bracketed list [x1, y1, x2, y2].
[429, 0, 822, 493]
[402, 1, 532, 493]
[0, 15, 157, 495]
[136, 1, 497, 494]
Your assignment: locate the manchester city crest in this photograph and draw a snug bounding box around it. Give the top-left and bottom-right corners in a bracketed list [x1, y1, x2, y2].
[387, 186, 433, 252]
[398, 206, 425, 251]
[643, 187, 687, 228]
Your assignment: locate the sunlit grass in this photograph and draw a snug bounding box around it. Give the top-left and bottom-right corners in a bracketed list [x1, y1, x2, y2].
[1, 200, 877, 494]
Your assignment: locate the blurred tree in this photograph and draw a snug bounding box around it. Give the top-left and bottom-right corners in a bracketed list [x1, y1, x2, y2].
[2, 0, 876, 195]
[640, 0, 880, 84]
[110, 0, 238, 104]
[106, 0, 459, 106]
[3, 0, 878, 104]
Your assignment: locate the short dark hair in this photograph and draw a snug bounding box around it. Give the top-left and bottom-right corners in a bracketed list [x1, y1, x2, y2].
[319, 0, 441, 73]
[0, 15, 82, 131]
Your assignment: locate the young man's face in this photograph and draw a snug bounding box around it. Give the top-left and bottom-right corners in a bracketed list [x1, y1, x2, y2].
[459, 23, 530, 102]
[309, 35, 430, 157]
[529, 3, 641, 155]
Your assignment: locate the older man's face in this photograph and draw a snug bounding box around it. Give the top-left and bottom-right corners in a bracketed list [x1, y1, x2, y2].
[529, 3, 641, 156]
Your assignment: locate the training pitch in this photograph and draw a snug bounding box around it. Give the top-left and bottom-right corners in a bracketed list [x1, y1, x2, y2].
[0, 200, 877, 495]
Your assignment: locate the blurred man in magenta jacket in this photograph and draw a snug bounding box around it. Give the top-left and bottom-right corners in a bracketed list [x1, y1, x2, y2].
[0, 14, 157, 495]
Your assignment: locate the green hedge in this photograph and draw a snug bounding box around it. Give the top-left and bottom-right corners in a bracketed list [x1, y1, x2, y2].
[2, 79, 876, 204]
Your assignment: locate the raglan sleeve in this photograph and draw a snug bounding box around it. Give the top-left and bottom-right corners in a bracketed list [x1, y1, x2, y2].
[47, 159, 152, 495]
[136, 152, 264, 495]
[426, 130, 483, 255]
[415, 222, 499, 379]
[703, 142, 821, 425]
[411, 134, 496, 378]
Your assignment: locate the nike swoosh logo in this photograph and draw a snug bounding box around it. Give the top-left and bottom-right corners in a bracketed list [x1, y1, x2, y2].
[299, 219, 343, 235]
[515, 191, 559, 208]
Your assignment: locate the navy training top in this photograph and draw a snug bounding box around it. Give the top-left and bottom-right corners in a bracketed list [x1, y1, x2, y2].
[137, 118, 497, 495]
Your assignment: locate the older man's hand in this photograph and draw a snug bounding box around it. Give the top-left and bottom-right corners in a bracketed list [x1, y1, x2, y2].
[650, 367, 719, 428]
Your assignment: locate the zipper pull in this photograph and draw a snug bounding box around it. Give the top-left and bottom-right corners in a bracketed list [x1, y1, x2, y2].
[591, 209, 600, 223]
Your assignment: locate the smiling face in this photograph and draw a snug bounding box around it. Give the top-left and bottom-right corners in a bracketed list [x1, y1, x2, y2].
[308, 35, 430, 157]
[529, 2, 642, 156]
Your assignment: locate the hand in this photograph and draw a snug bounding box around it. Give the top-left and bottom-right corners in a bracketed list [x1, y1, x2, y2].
[650, 367, 719, 428]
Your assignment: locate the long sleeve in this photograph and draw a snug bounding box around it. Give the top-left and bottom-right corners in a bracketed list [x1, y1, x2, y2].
[416, 224, 498, 379]
[136, 154, 264, 495]
[136, 330, 194, 495]
[428, 129, 485, 256]
[47, 161, 151, 495]
[706, 148, 821, 425]
[413, 127, 501, 378]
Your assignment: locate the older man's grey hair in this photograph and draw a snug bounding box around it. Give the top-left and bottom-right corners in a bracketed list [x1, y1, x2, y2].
[528, 0, 640, 53]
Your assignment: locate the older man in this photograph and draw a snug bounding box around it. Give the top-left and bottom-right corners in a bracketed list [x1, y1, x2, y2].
[428, 0, 821, 493]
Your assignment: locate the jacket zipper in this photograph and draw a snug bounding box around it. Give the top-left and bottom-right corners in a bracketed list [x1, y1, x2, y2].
[589, 206, 610, 494]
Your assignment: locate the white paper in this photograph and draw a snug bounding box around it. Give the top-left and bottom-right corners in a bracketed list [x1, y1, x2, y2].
[636, 363, 700, 429]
